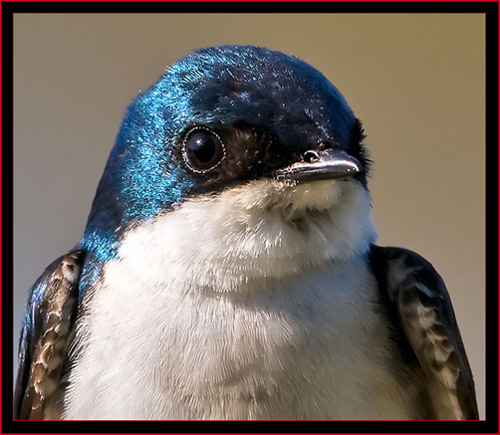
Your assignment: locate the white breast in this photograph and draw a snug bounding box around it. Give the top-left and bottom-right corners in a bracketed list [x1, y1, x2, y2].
[62, 180, 421, 419]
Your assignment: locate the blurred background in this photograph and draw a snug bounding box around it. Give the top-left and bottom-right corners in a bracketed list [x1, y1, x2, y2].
[13, 14, 485, 418]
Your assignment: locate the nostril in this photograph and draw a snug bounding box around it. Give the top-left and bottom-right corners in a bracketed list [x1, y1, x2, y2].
[303, 150, 320, 163]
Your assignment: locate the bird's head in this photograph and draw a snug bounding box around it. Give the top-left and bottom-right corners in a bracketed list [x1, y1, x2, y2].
[82, 45, 377, 283]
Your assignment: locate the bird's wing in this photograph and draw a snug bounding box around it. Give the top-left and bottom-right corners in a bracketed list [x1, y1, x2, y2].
[369, 245, 479, 420]
[14, 250, 85, 420]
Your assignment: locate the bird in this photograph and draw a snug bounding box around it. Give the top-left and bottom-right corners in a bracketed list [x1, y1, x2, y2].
[14, 45, 478, 420]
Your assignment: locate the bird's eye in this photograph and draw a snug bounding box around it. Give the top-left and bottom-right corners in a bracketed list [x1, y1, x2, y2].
[182, 127, 225, 173]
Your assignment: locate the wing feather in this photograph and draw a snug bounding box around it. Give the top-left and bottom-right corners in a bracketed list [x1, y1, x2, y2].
[14, 250, 84, 420]
[369, 245, 479, 420]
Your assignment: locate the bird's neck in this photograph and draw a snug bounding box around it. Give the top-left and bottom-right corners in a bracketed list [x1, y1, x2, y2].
[116, 179, 377, 294]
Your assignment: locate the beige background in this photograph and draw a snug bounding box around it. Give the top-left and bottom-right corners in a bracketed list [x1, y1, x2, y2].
[13, 14, 485, 418]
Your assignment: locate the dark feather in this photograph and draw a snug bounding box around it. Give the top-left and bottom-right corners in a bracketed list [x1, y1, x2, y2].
[369, 245, 479, 420]
[14, 250, 84, 420]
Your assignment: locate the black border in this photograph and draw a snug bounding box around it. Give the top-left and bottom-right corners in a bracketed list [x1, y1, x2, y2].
[2, 1, 500, 13]
[2, 2, 498, 434]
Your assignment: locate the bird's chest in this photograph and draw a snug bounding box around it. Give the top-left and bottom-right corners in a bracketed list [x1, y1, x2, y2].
[63, 256, 417, 420]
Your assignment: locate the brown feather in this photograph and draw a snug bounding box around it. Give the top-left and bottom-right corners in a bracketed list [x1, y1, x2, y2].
[370, 245, 479, 420]
[14, 250, 84, 420]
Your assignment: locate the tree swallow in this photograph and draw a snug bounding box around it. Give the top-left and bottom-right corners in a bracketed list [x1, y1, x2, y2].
[14, 45, 478, 420]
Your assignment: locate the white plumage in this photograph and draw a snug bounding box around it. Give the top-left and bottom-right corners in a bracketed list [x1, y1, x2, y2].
[62, 179, 423, 420]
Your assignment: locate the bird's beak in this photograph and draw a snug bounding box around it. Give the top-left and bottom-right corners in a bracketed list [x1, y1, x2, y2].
[273, 148, 362, 183]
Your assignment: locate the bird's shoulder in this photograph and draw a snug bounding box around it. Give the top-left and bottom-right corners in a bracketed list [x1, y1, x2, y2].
[367, 244, 479, 420]
[14, 250, 85, 420]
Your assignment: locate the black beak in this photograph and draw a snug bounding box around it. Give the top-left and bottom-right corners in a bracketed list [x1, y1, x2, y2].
[273, 148, 362, 183]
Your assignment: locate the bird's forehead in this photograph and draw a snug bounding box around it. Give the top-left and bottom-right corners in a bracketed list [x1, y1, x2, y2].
[137, 46, 356, 147]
